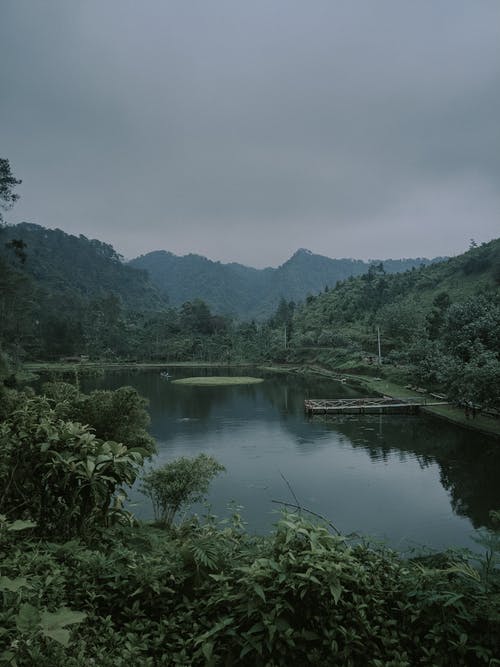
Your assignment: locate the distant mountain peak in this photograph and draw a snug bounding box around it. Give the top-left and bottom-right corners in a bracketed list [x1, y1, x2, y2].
[130, 245, 443, 319]
[284, 248, 316, 263]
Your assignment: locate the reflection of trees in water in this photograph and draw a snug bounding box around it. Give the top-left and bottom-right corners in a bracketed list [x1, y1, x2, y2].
[291, 414, 500, 530]
[437, 445, 500, 529]
[82, 370, 500, 531]
[260, 376, 368, 417]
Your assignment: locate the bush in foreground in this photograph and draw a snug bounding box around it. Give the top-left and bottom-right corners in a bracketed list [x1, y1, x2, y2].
[1, 513, 499, 666]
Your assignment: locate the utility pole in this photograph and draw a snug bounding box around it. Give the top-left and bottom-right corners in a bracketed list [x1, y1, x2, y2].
[377, 326, 382, 365]
[284, 324, 287, 349]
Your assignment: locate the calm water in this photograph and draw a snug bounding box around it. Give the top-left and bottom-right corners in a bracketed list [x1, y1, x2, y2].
[80, 367, 500, 551]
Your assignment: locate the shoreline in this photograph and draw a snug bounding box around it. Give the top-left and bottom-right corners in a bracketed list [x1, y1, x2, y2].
[22, 360, 500, 438]
[23, 360, 253, 372]
[303, 365, 500, 440]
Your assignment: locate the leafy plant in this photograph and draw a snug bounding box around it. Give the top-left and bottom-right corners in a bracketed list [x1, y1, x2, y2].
[43, 383, 156, 456]
[142, 454, 225, 527]
[0, 393, 146, 539]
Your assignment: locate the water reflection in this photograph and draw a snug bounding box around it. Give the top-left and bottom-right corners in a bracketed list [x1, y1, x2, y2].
[80, 368, 500, 549]
[312, 415, 500, 529]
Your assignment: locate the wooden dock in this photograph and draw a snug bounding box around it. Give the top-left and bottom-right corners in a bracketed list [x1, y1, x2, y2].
[304, 397, 449, 416]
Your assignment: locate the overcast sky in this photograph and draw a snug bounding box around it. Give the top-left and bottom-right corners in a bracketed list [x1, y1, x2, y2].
[1, 1, 499, 267]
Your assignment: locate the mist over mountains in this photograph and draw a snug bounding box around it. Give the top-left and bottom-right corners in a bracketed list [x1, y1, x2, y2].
[130, 248, 440, 319]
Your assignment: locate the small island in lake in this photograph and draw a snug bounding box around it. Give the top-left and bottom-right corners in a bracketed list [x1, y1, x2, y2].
[172, 376, 264, 386]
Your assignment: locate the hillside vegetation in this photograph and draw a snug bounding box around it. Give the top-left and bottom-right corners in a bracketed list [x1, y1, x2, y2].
[0, 223, 167, 362]
[287, 239, 500, 407]
[130, 248, 438, 320]
[0, 221, 438, 365]
[0, 152, 498, 408]
[1, 223, 167, 311]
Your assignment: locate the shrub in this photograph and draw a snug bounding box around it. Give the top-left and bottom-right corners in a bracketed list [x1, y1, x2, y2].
[43, 383, 156, 456]
[0, 395, 145, 538]
[142, 454, 225, 527]
[0, 512, 499, 665]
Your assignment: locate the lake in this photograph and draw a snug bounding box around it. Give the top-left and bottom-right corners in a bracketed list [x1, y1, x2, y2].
[80, 367, 500, 552]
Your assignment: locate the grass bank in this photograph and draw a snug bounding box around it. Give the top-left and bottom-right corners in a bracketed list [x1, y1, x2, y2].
[350, 375, 500, 439]
[318, 367, 500, 439]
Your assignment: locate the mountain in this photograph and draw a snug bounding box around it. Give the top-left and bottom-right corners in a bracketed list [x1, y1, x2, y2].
[128, 250, 265, 316]
[129, 248, 440, 319]
[0, 223, 167, 312]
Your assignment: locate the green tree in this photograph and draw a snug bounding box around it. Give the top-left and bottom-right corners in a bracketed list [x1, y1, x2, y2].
[142, 454, 225, 527]
[0, 157, 21, 223]
[83, 293, 125, 359]
[43, 383, 156, 456]
[379, 298, 425, 345]
[0, 159, 34, 359]
[0, 394, 145, 537]
[180, 299, 214, 334]
[426, 292, 451, 340]
[443, 297, 500, 362]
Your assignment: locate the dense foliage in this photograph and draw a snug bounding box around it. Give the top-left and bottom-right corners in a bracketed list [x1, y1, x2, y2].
[1, 509, 499, 665]
[130, 247, 437, 320]
[0, 220, 439, 365]
[1, 222, 167, 313]
[0, 379, 499, 665]
[0, 159, 21, 223]
[288, 240, 500, 409]
[0, 383, 154, 539]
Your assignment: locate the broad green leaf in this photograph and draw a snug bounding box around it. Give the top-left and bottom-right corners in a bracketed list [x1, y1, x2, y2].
[40, 607, 87, 629]
[7, 520, 37, 532]
[444, 593, 464, 607]
[330, 582, 342, 604]
[0, 576, 31, 592]
[201, 642, 213, 660]
[43, 628, 71, 647]
[240, 643, 254, 659]
[253, 583, 266, 602]
[247, 622, 264, 635]
[16, 603, 40, 633]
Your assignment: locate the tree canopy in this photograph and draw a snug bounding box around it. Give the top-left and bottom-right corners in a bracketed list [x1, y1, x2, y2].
[0, 157, 21, 222]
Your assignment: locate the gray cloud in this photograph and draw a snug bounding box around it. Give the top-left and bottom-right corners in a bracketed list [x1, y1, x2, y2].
[1, 0, 499, 266]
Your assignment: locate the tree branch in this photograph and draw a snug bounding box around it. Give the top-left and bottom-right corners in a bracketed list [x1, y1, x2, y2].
[271, 499, 342, 536]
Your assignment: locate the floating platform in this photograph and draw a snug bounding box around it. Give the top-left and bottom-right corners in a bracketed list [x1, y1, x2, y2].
[304, 397, 449, 416]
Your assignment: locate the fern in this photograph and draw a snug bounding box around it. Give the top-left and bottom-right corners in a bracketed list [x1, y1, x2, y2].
[189, 536, 220, 571]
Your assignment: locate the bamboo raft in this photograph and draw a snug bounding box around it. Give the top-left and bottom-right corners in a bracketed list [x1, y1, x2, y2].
[304, 397, 449, 416]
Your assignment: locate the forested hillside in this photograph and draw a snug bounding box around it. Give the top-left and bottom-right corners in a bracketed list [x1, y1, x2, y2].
[130, 247, 438, 319]
[129, 250, 265, 317]
[288, 239, 500, 407]
[1, 223, 167, 311]
[0, 223, 167, 361]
